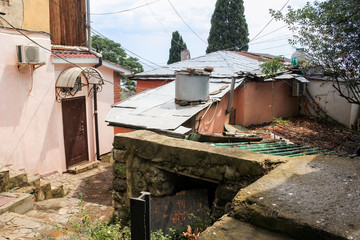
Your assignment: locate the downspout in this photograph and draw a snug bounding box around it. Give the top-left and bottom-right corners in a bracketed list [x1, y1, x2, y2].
[226, 74, 238, 115]
[86, 0, 91, 50]
[93, 58, 102, 161]
[87, 0, 101, 161]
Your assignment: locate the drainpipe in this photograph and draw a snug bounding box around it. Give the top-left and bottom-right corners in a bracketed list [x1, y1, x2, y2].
[86, 0, 91, 50]
[226, 74, 238, 114]
[93, 58, 102, 161]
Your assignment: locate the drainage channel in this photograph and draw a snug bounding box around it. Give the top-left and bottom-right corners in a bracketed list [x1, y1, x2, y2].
[205, 141, 347, 157]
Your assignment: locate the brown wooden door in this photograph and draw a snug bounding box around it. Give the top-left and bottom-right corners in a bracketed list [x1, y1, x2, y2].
[62, 96, 89, 168]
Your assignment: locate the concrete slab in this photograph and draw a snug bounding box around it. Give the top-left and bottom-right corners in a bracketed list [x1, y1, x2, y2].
[231, 155, 360, 240]
[0, 192, 33, 214]
[198, 215, 294, 240]
[67, 161, 99, 174]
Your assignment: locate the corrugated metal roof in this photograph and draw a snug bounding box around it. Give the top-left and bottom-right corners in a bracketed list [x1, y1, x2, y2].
[135, 51, 261, 78]
[105, 78, 244, 133]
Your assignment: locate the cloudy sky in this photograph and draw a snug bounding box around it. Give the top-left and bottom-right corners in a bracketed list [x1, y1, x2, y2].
[90, 0, 314, 71]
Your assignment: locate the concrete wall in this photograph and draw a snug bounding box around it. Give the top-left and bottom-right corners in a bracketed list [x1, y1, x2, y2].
[112, 130, 287, 219]
[305, 80, 360, 128]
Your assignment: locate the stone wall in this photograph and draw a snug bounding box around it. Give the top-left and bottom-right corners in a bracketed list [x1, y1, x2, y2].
[112, 130, 287, 219]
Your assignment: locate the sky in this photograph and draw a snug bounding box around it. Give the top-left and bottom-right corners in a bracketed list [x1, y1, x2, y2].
[90, 0, 314, 71]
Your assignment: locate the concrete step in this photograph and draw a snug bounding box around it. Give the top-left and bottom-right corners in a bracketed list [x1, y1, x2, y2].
[231, 155, 360, 240]
[0, 192, 33, 215]
[67, 161, 99, 174]
[8, 169, 28, 190]
[199, 216, 294, 240]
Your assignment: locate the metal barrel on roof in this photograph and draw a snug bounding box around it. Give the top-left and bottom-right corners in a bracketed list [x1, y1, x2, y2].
[175, 68, 211, 104]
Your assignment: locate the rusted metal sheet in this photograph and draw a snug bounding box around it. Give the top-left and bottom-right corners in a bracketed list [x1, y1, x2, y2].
[151, 189, 210, 232]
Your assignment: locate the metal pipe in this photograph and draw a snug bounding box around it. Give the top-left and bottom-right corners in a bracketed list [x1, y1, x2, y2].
[93, 58, 102, 161]
[226, 74, 238, 114]
[93, 85, 100, 160]
[86, 0, 91, 49]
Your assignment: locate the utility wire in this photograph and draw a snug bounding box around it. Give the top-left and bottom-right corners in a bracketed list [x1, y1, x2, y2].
[167, 0, 207, 44]
[250, 0, 290, 42]
[91, 0, 162, 15]
[145, 0, 187, 51]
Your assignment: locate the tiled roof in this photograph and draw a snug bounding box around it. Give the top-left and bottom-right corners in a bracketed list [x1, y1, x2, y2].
[52, 51, 97, 58]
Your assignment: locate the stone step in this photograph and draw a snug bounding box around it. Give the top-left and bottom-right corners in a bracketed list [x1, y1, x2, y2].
[26, 175, 40, 188]
[8, 169, 28, 190]
[67, 161, 99, 174]
[51, 185, 65, 198]
[0, 211, 54, 239]
[0, 192, 33, 215]
[34, 181, 53, 201]
[198, 216, 294, 240]
[0, 169, 10, 192]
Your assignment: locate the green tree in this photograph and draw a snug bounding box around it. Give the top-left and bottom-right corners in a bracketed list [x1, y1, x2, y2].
[167, 31, 188, 64]
[271, 0, 360, 104]
[206, 0, 249, 53]
[92, 35, 144, 92]
[259, 57, 285, 78]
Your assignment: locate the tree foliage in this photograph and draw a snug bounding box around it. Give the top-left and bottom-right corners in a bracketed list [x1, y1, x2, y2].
[259, 57, 286, 78]
[92, 35, 144, 92]
[167, 31, 188, 64]
[206, 0, 249, 53]
[271, 0, 360, 104]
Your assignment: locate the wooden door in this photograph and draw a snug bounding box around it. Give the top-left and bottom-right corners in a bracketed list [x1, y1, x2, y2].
[62, 96, 89, 168]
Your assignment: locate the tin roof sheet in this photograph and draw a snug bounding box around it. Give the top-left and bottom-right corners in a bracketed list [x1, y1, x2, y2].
[135, 51, 261, 78]
[106, 78, 244, 132]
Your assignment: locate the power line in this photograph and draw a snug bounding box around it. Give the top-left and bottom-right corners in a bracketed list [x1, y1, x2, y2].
[256, 43, 291, 51]
[249, 35, 292, 46]
[91, 0, 162, 15]
[167, 0, 207, 44]
[145, 0, 187, 51]
[250, 0, 290, 42]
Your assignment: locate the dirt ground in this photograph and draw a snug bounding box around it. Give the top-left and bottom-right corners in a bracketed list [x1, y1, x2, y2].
[249, 115, 360, 155]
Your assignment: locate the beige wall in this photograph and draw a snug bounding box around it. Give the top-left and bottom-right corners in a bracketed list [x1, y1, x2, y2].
[0, 0, 50, 32]
[22, 0, 50, 33]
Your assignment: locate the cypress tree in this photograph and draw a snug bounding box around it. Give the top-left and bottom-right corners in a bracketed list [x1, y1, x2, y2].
[206, 0, 249, 53]
[167, 31, 188, 64]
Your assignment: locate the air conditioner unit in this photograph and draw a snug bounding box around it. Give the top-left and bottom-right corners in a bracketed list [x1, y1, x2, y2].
[292, 82, 306, 96]
[16, 45, 46, 65]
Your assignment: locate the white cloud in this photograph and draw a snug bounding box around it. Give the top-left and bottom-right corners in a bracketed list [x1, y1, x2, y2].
[90, 0, 316, 70]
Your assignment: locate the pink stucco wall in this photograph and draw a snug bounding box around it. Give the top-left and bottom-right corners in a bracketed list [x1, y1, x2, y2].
[0, 29, 63, 175]
[197, 92, 231, 133]
[236, 81, 299, 126]
[197, 80, 299, 133]
[0, 28, 117, 175]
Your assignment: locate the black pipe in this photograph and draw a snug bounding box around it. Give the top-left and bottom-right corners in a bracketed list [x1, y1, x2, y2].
[93, 57, 102, 160]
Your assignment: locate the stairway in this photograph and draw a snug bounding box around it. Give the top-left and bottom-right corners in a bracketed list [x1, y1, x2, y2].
[0, 165, 65, 215]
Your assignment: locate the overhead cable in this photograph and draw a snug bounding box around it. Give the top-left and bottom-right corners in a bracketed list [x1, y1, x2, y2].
[250, 0, 290, 42]
[167, 0, 207, 44]
[91, 0, 162, 15]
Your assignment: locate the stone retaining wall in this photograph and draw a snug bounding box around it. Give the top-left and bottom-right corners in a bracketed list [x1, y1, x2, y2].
[112, 130, 287, 219]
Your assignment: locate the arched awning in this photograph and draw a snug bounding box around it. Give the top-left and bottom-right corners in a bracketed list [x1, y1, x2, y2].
[56, 67, 104, 88]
